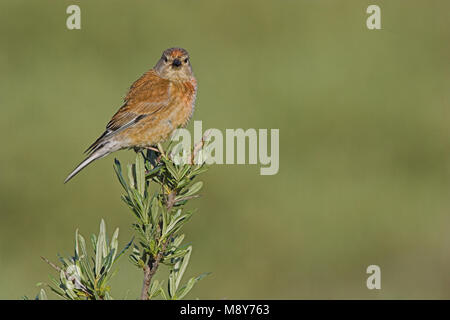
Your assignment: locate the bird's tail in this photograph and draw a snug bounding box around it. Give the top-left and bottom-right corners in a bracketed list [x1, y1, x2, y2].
[64, 142, 113, 184]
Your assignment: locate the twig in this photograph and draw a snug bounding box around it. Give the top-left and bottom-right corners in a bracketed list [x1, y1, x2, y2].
[140, 190, 177, 300]
[41, 256, 63, 274]
[140, 240, 169, 300]
[166, 191, 177, 212]
[190, 130, 212, 165]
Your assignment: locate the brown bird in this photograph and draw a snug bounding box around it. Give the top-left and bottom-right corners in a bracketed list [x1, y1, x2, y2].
[64, 47, 197, 183]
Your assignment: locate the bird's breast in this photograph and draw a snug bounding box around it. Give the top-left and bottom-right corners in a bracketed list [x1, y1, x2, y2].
[169, 78, 197, 123]
[128, 78, 197, 148]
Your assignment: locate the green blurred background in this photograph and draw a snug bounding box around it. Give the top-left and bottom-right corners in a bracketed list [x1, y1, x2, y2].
[1, 0, 450, 299]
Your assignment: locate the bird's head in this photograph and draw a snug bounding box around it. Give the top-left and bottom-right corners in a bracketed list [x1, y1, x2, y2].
[154, 47, 193, 81]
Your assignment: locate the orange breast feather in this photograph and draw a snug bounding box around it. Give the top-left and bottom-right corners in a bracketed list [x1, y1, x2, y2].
[113, 73, 197, 148]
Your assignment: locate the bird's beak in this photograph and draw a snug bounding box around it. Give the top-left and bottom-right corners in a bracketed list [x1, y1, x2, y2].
[172, 58, 182, 67]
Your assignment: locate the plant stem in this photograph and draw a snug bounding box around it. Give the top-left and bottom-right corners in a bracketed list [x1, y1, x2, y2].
[140, 250, 161, 300]
[139, 190, 177, 300]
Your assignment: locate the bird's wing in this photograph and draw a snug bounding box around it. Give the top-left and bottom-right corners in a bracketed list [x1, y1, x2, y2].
[85, 70, 171, 154]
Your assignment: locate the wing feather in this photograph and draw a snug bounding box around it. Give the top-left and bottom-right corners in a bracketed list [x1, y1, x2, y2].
[85, 70, 171, 154]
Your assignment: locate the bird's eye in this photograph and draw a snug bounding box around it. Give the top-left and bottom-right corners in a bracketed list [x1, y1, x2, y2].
[184, 58, 188, 63]
[164, 57, 168, 63]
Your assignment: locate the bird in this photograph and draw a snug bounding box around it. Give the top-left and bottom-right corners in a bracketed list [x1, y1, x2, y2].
[64, 47, 197, 183]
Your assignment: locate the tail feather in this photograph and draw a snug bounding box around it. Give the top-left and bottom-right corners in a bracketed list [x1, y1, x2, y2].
[64, 146, 111, 184]
[84, 131, 108, 154]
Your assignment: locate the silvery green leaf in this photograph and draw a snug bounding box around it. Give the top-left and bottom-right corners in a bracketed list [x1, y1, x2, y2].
[149, 239, 157, 255]
[102, 250, 114, 274]
[189, 166, 208, 177]
[91, 234, 97, 254]
[128, 163, 136, 189]
[129, 255, 139, 266]
[178, 165, 191, 180]
[95, 223, 105, 277]
[141, 196, 151, 225]
[160, 288, 168, 300]
[114, 236, 133, 264]
[100, 219, 108, 258]
[60, 270, 77, 300]
[170, 208, 182, 221]
[148, 280, 162, 300]
[166, 223, 187, 238]
[136, 153, 146, 197]
[172, 234, 185, 249]
[176, 178, 190, 190]
[77, 234, 95, 283]
[47, 284, 66, 299]
[163, 248, 189, 262]
[58, 256, 72, 269]
[75, 229, 80, 259]
[110, 228, 119, 261]
[101, 268, 119, 289]
[66, 264, 83, 289]
[38, 289, 47, 300]
[96, 264, 110, 289]
[92, 289, 101, 300]
[150, 196, 159, 224]
[130, 188, 145, 212]
[165, 161, 179, 180]
[176, 278, 195, 300]
[163, 211, 189, 239]
[113, 159, 128, 191]
[104, 291, 113, 300]
[175, 246, 192, 290]
[168, 266, 177, 299]
[161, 206, 168, 237]
[163, 234, 186, 257]
[183, 181, 203, 197]
[176, 273, 210, 300]
[129, 244, 141, 267]
[145, 165, 162, 178]
[77, 259, 90, 284]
